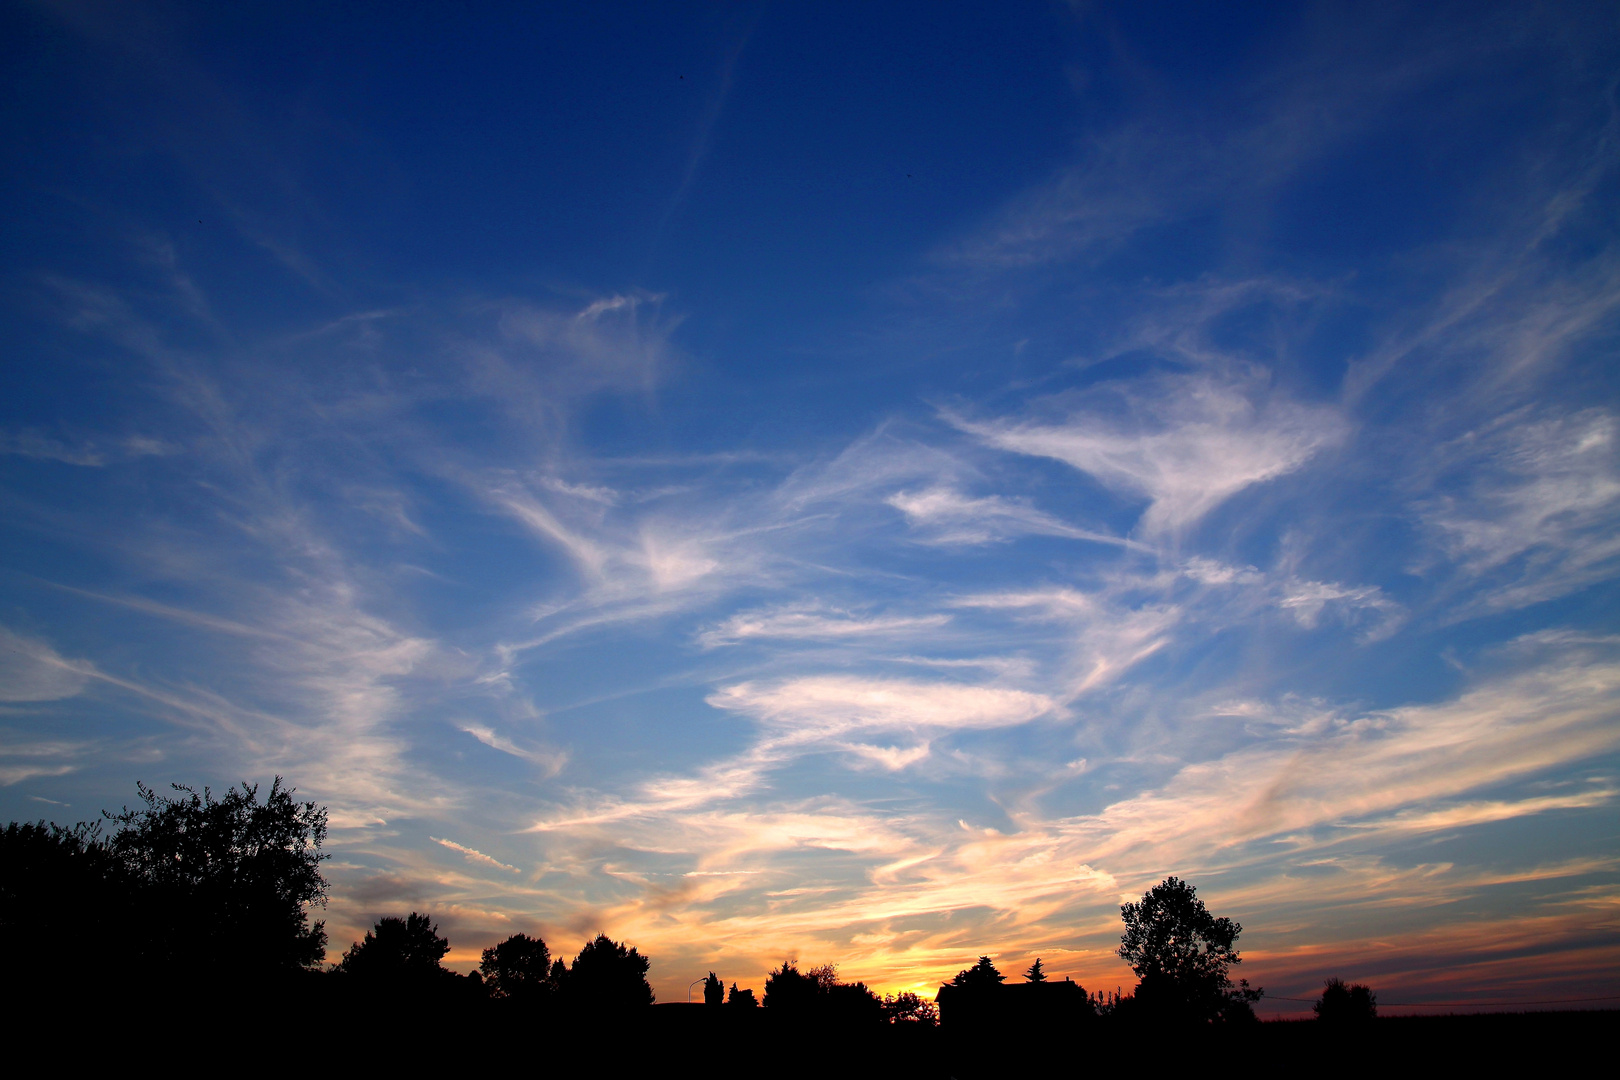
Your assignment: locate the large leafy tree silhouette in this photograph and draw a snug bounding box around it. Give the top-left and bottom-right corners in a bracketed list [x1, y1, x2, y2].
[1118, 876, 1261, 1024]
[764, 961, 822, 1010]
[562, 934, 654, 1010]
[106, 777, 328, 972]
[481, 933, 553, 1000]
[340, 912, 451, 981]
[764, 961, 883, 1024]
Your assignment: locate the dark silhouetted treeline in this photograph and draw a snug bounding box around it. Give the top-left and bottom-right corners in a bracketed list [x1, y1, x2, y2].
[3, 782, 1612, 1074]
[3, 778, 327, 987]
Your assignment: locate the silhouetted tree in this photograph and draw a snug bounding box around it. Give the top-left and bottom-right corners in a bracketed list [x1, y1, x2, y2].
[825, 978, 884, 1024]
[481, 933, 553, 1000]
[1090, 988, 1126, 1015]
[882, 991, 939, 1025]
[563, 934, 654, 1010]
[340, 912, 451, 981]
[728, 982, 757, 1007]
[765, 961, 821, 1010]
[1118, 876, 1261, 1024]
[808, 963, 841, 990]
[105, 777, 328, 972]
[951, 956, 1006, 989]
[703, 971, 724, 1006]
[1024, 958, 1048, 983]
[764, 961, 882, 1024]
[1315, 978, 1377, 1023]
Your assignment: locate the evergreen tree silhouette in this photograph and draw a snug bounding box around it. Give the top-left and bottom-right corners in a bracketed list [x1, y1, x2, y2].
[951, 956, 1006, 988]
[1024, 958, 1047, 983]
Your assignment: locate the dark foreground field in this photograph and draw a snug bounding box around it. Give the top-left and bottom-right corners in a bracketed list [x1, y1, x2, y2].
[16, 984, 1612, 1077]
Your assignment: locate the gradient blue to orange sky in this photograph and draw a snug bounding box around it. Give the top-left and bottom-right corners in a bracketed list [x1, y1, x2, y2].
[2, 1, 1618, 1014]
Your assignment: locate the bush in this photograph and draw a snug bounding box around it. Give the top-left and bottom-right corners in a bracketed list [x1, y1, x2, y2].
[1315, 978, 1377, 1023]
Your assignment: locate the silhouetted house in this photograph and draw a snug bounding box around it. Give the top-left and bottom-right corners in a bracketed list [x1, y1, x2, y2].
[937, 977, 1090, 1037]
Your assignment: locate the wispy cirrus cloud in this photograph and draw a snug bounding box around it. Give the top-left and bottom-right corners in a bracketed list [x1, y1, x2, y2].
[1418, 408, 1620, 614]
[710, 675, 1053, 744]
[1276, 578, 1404, 641]
[1045, 633, 1620, 875]
[0, 429, 178, 467]
[887, 486, 1139, 548]
[698, 605, 951, 649]
[947, 375, 1347, 536]
[952, 587, 1179, 699]
[457, 723, 567, 777]
[0, 627, 91, 702]
[484, 291, 679, 400]
[0, 731, 90, 787]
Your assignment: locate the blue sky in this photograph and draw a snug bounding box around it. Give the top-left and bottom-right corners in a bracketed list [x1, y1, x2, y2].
[3, 1, 1618, 1010]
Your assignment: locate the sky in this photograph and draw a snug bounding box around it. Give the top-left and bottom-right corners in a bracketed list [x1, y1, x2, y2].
[2, 1, 1618, 1014]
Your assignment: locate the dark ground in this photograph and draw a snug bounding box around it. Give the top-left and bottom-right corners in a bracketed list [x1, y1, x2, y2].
[13, 983, 1611, 1076]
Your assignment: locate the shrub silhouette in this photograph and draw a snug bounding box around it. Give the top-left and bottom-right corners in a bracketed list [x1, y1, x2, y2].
[728, 982, 758, 1007]
[1315, 978, 1377, 1023]
[481, 933, 553, 1000]
[563, 933, 654, 1010]
[341, 913, 451, 981]
[703, 970, 724, 1006]
[1119, 876, 1262, 1024]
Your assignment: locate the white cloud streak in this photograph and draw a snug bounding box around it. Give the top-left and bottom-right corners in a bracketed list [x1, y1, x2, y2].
[457, 723, 567, 776]
[710, 675, 1054, 742]
[432, 837, 522, 874]
[0, 627, 90, 702]
[698, 606, 951, 649]
[949, 376, 1347, 536]
[887, 486, 1140, 548]
[1419, 408, 1620, 613]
